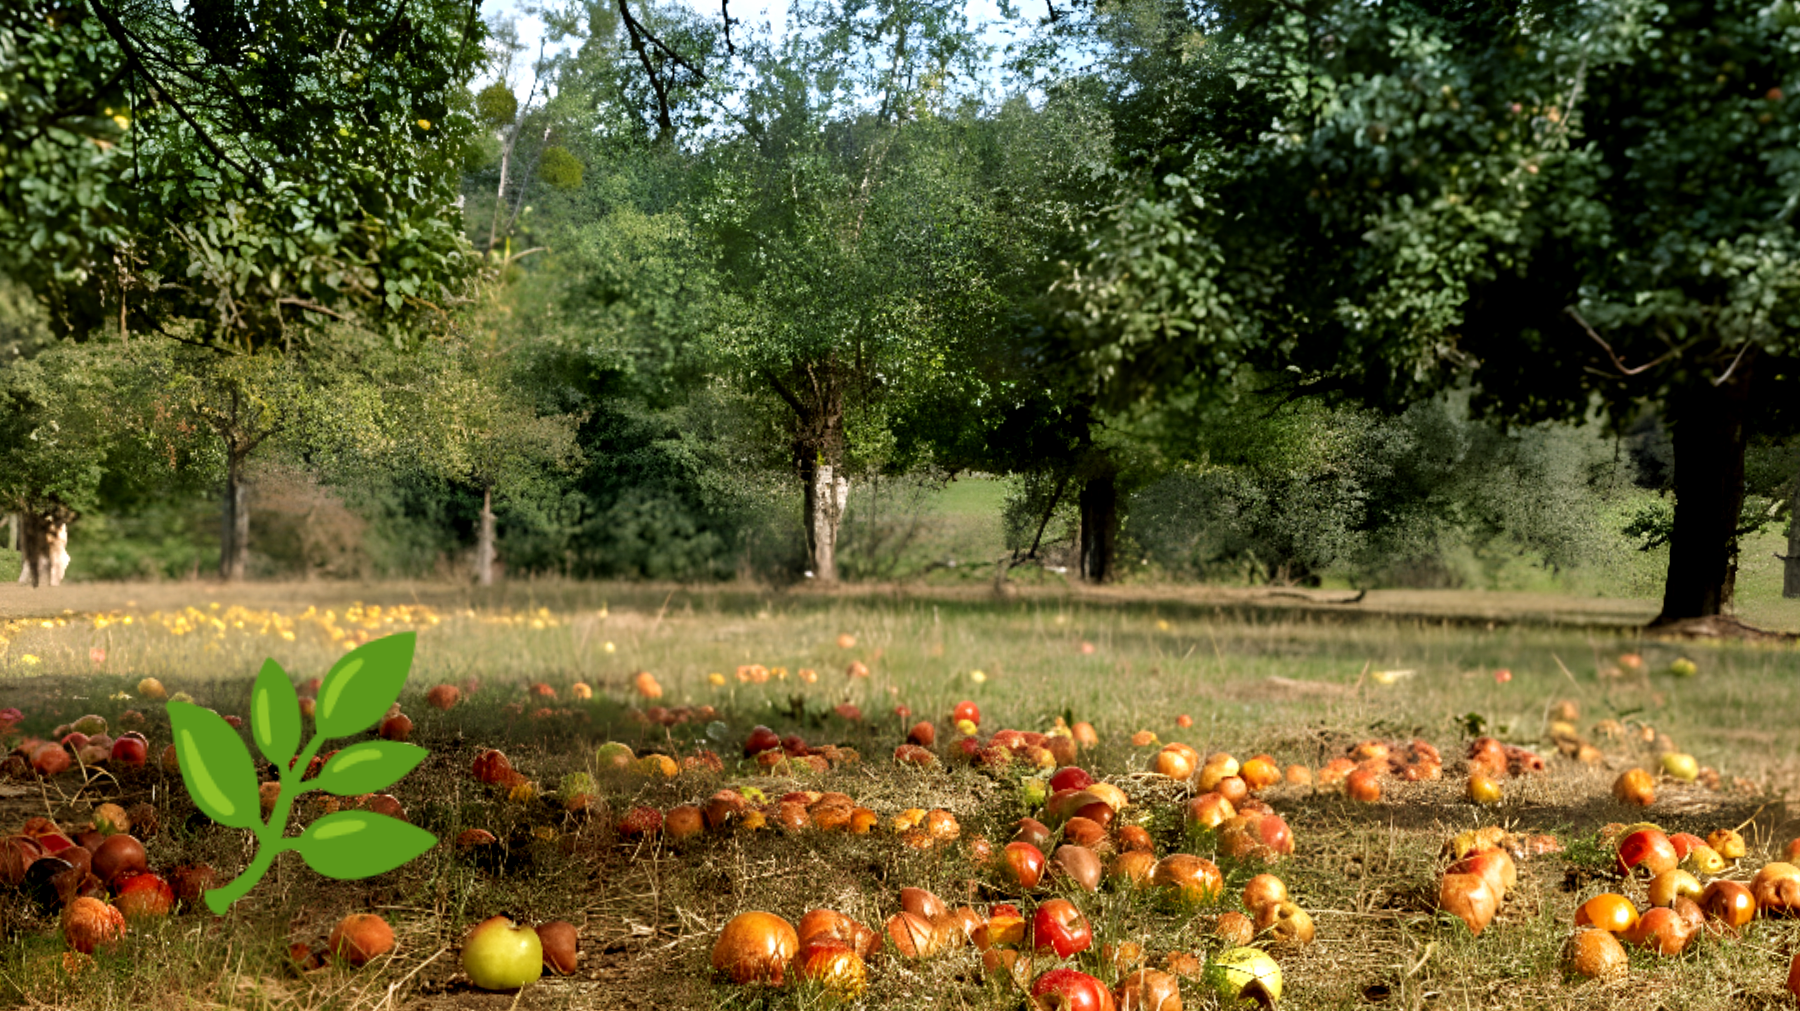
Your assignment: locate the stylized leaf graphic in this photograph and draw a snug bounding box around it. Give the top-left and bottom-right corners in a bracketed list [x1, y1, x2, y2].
[250, 658, 301, 768]
[295, 811, 436, 879]
[315, 632, 416, 738]
[167, 700, 263, 830]
[314, 741, 428, 796]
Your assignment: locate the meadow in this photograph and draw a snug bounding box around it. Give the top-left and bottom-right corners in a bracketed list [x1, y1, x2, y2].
[0, 579, 1795, 1010]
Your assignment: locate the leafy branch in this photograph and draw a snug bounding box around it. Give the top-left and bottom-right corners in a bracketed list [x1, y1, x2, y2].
[166, 632, 436, 915]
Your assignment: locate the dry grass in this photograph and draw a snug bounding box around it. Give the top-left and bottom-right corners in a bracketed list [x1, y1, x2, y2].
[0, 579, 1796, 1010]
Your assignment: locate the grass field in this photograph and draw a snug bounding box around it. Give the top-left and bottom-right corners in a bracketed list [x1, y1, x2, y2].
[0, 580, 1796, 1009]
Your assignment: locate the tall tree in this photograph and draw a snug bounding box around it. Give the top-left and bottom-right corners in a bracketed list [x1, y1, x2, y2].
[1048, 0, 1800, 621]
[697, 0, 1001, 582]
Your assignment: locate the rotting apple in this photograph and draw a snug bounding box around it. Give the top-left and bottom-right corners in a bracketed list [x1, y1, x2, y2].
[1700, 879, 1756, 928]
[798, 940, 868, 997]
[331, 912, 396, 968]
[1032, 967, 1112, 1011]
[1242, 874, 1287, 914]
[536, 921, 579, 975]
[1574, 893, 1639, 934]
[1647, 869, 1702, 908]
[1253, 900, 1314, 945]
[1054, 844, 1104, 892]
[114, 871, 174, 920]
[1439, 873, 1499, 936]
[1561, 927, 1628, 979]
[62, 896, 125, 954]
[1612, 768, 1656, 807]
[1706, 829, 1746, 861]
[1115, 968, 1182, 1011]
[1151, 854, 1223, 904]
[1208, 946, 1282, 1005]
[1031, 898, 1094, 958]
[1751, 862, 1800, 915]
[886, 911, 941, 958]
[710, 911, 798, 984]
[1000, 841, 1047, 889]
[1615, 828, 1678, 878]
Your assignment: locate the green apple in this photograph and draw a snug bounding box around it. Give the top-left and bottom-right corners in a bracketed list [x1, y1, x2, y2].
[1018, 777, 1050, 806]
[1660, 752, 1698, 781]
[596, 742, 635, 770]
[462, 916, 543, 990]
[1668, 658, 1698, 678]
[1208, 946, 1282, 1004]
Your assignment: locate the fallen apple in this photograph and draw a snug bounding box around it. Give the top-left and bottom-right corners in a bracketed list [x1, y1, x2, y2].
[1561, 927, 1628, 979]
[1647, 869, 1702, 908]
[1700, 879, 1757, 928]
[331, 912, 396, 967]
[464, 915, 544, 989]
[62, 895, 125, 953]
[1439, 873, 1499, 936]
[1032, 967, 1112, 1011]
[1208, 946, 1281, 1005]
[1115, 967, 1182, 1011]
[536, 920, 579, 975]
[1031, 898, 1093, 958]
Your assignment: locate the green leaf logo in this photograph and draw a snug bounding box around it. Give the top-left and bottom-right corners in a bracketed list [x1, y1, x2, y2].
[296, 811, 438, 879]
[315, 633, 416, 738]
[315, 741, 428, 796]
[170, 632, 437, 914]
[250, 658, 301, 768]
[167, 701, 263, 831]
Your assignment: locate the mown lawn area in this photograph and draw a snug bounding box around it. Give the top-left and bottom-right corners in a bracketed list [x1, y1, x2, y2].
[0, 580, 1795, 1009]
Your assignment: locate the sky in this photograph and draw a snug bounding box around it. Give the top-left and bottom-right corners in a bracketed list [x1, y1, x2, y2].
[476, 0, 1030, 97]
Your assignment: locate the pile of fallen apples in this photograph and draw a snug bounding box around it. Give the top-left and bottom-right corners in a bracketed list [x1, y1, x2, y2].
[712, 881, 1290, 1009]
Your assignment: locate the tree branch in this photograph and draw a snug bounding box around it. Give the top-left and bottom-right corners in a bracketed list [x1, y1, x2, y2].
[277, 298, 351, 321]
[1712, 340, 1754, 387]
[760, 367, 808, 419]
[721, 0, 737, 55]
[618, 0, 675, 141]
[85, 0, 267, 191]
[1566, 307, 1675, 376]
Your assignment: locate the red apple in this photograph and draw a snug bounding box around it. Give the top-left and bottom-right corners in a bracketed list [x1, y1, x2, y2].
[114, 871, 174, 920]
[1031, 898, 1093, 958]
[1031, 967, 1112, 1011]
[952, 700, 981, 726]
[1616, 828, 1678, 878]
[109, 733, 148, 767]
[1051, 767, 1096, 793]
[379, 713, 413, 742]
[999, 841, 1046, 889]
[742, 726, 781, 757]
[91, 834, 146, 887]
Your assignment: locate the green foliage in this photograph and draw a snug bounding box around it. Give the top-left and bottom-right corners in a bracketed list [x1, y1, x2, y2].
[537, 145, 584, 189]
[475, 80, 521, 129]
[0, 0, 486, 349]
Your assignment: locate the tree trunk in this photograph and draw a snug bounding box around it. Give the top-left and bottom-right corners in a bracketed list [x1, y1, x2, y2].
[477, 485, 497, 586]
[1785, 481, 1800, 599]
[1079, 468, 1118, 583]
[220, 454, 251, 581]
[1654, 364, 1755, 624]
[799, 444, 850, 584]
[17, 510, 46, 588]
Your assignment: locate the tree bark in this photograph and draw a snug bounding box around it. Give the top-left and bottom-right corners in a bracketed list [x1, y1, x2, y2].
[1654, 363, 1755, 623]
[220, 453, 251, 581]
[17, 510, 46, 588]
[1785, 480, 1800, 599]
[798, 443, 850, 584]
[1079, 468, 1118, 583]
[477, 485, 497, 586]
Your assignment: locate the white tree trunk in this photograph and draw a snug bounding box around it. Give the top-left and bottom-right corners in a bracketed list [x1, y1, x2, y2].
[811, 464, 850, 584]
[477, 486, 497, 586]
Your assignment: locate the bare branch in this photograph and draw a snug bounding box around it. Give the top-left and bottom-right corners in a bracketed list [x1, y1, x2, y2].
[1566, 307, 1675, 377]
[277, 298, 351, 321]
[721, 0, 737, 55]
[1712, 340, 1753, 387]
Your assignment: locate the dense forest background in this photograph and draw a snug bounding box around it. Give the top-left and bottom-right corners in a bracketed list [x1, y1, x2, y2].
[3, 0, 1797, 619]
